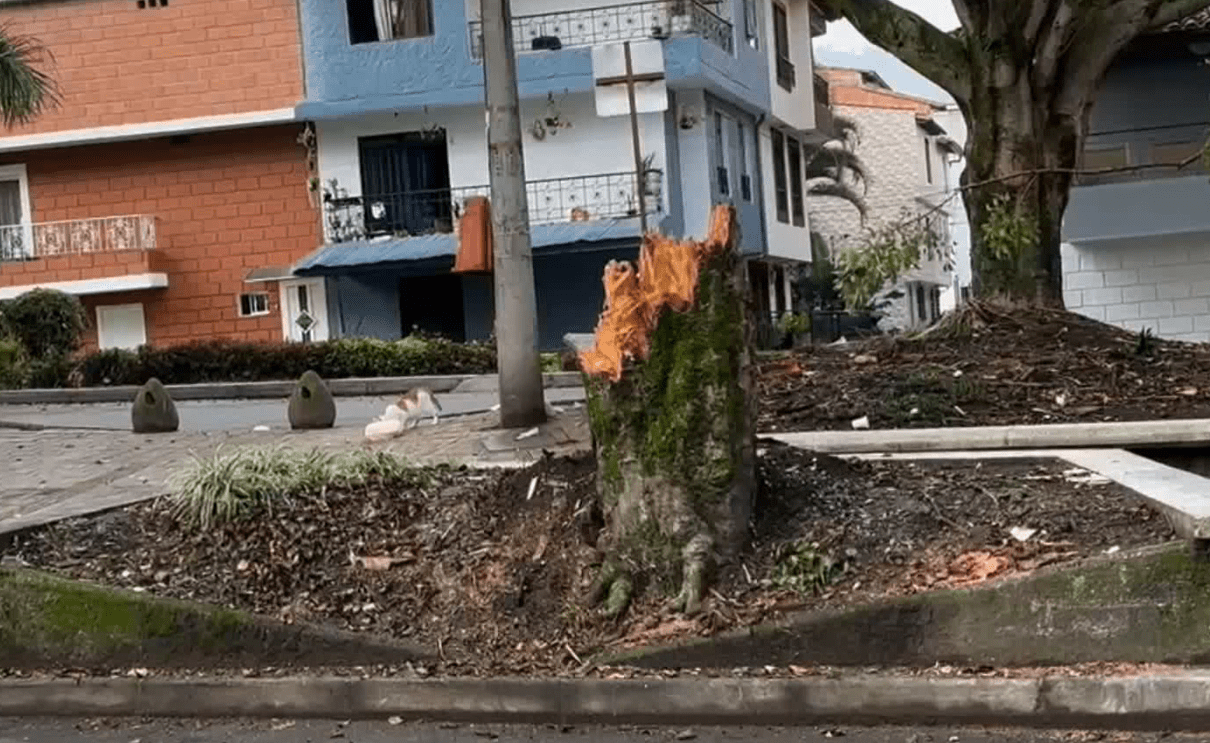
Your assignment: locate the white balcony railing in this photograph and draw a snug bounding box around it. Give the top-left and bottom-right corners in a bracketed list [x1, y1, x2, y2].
[0, 215, 158, 263]
[468, 0, 734, 59]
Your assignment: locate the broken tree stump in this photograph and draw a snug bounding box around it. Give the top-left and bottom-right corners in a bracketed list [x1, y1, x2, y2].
[577, 204, 758, 618]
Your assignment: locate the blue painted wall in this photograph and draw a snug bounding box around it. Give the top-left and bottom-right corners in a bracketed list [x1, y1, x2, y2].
[297, 0, 770, 120]
[1066, 46, 1210, 244]
[325, 245, 639, 351]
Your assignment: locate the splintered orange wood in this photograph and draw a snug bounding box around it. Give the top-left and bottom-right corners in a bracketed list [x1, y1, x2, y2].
[580, 205, 736, 382]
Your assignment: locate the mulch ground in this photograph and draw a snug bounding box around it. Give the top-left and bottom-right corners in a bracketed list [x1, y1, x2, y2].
[758, 301, 1210, 431]
[8, 441, 1173, 676]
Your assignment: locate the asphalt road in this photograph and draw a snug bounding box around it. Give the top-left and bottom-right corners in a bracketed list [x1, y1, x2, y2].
[0, 719, 1195, 743]
[0, 387, 587, 433]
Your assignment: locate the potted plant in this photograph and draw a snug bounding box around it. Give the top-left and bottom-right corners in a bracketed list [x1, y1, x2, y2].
[641, 152, 662, 202]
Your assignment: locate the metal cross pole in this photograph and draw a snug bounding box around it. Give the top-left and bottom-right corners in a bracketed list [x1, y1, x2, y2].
[481, 0, 547, 428]
[595, 43, 665, 236]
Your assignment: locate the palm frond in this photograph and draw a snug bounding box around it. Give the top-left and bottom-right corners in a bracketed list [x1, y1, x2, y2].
[806, 178, 869, 220]
[803, 145, 868, 188]
[829, 113, 860, 146]
[0, 27, 60, 128]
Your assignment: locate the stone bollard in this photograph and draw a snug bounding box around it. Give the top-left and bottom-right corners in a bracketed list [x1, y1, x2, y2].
[287, 369, 337, 430]
[131, 377, 180, 434]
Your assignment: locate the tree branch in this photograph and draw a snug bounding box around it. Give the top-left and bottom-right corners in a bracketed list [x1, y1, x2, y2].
[816, 0, 972, 105]
[1150, 0, 1210, 28]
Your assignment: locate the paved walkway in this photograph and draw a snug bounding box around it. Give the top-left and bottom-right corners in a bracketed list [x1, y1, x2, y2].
[0, 408, 591, 537]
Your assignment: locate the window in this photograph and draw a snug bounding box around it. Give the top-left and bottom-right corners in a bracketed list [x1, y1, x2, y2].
[239, 293, 270, 317]
[0, 164, 31, 262]
[915, 284, 927, 322]
[930, 287, 941, 321]
[743, 0, 759, 48]
[923, 138, 933, 184]
[1078, 144, 1128, 185]
[787, 136, 805, 227]
[773, 3, 795, 91]
[738, 121, 752, 201]
[713, 112, 730, 196]
[771, 128, 789, 223]
[346, 0, 433, 45]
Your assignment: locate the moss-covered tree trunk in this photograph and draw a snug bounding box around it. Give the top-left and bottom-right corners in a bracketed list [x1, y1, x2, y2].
[579, 205, 757, 618]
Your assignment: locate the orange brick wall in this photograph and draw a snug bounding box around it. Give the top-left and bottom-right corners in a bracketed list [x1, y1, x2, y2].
[2, 0, 304, 137]
[0, 124, 322, 348]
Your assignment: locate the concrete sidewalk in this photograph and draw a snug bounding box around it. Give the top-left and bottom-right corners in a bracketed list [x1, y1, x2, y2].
[3, 672, 1210, 731]
[0, 407, 591, 536]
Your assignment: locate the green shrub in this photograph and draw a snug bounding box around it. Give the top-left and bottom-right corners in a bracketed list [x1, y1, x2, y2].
[70, 333, 497, 387]
[1, 289, 88, 359]
[0, 337, 29, 390]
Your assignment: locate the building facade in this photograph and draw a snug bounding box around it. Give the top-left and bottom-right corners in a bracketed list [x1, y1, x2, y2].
[809, 67, 960, 332]
[0, 0, 321, 350]
[1062, 11, 1210, 342]
[292, 0, 831, 350]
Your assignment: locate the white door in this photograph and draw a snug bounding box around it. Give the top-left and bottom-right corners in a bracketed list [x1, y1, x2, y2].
[279, 279, 329, 343]
[96, 303, 148, 350]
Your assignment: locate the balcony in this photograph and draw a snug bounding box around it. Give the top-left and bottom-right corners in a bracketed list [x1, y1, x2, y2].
[323, 171, 663, 244]
[0, 215, 166, 299]
[467, 0, 734, 60]
[1, 215, 157, 263]
[813, 72, 833, 135]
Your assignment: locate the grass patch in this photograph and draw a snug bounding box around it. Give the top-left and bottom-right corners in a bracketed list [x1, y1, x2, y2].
[166, 446, 429, 529]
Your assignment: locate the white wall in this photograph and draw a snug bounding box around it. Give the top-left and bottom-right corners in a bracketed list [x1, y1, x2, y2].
[316, 93, 669, 220]
[1062, 236, 1210, 342]
[676, 89, 713, 240]
[763, 0, 815, 132]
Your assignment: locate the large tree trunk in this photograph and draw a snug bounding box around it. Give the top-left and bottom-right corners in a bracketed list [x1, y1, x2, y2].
[962, 83, 1083, 307]
[577, 205, 757, 618]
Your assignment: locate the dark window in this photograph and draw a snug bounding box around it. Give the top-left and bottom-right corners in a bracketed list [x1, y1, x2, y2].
[773, 265, 787, 313]
[357, 130, 452, 237]
[744, 0, 759, 48]
[714, 112, 730, 196]
[773, 3, 795, 90]
[347, 0, 434, 45]
[930, 287, 941, 320]
[787, 136, 804, 226]
[737, 121, 752, 201]
[915, 284, 927, 322]
[238, 293, 269, 317]
[924, 139, 933, 183]
[772, 129, 789, 223]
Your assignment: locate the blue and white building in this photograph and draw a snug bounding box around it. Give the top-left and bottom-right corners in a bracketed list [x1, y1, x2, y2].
[290, 0, 831, 349]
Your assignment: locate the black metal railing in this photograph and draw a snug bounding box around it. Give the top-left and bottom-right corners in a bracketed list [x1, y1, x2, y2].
[776, 55, 796, 91]
[468, 0, 733, 59]
[323, 171, 663, 244]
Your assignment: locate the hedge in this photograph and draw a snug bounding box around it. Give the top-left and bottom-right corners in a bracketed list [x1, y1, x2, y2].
[55, 335, 498, 389]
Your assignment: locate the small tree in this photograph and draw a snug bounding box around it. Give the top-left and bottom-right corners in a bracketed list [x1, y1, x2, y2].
[2, 288, 88, 359]
[0, 26, 60, 126]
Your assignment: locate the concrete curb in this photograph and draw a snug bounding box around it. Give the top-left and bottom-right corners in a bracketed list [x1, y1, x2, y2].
[0, 372, 584, 406]
[764, 418, 1210, 454]
[3, 674, 1210, 729]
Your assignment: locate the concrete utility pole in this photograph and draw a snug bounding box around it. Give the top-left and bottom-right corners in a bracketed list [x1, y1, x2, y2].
[481, 0, 547, 428]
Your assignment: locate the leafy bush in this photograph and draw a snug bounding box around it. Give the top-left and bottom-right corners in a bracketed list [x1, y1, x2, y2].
[166, 445, 429, 529]
[0, 289, 88, 359]
[70, 334, 497, 387]
[0, 336, 29, 390]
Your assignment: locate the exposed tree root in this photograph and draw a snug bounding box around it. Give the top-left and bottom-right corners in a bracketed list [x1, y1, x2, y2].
[587, 560, 634, 619]
[673, 532, 713, 616]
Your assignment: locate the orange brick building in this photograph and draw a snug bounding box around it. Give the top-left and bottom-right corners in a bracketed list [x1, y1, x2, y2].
[0, 0, 321, 350]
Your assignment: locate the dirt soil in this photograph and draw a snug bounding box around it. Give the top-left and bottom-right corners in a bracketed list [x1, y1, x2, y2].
[758, 301, 1210, 431]
[6, 440, 1174, 676]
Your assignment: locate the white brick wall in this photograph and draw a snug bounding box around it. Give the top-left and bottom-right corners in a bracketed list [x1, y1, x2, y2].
[809, 105, 954, 332]
[1062, 237, 1210, 342]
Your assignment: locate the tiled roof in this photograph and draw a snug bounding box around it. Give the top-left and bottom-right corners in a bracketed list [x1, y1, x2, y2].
[294, 217, 648, 274]
[1158, 7, 1210, 33]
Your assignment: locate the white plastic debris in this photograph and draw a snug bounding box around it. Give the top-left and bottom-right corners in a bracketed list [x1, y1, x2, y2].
[364, 418, 403, 442]
[1055, 392, 1068, 408]
[851, 416, 871, 430]
[1009, 526, 1037, 543]
[1062, 467, 1112, 486]
[253, 425, 271, 432]
[516, 426, 540, 441]
[1104, 545, 1121, 555]
[526, 476, 539, 501]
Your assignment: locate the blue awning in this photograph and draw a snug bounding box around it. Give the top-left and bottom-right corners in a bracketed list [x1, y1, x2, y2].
[293, 217, 653, 275]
